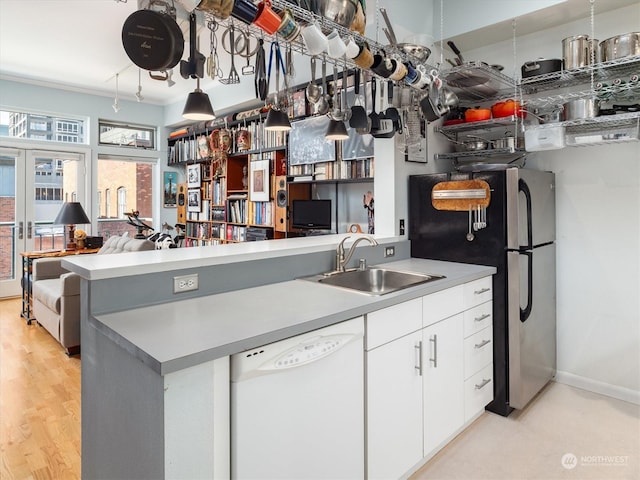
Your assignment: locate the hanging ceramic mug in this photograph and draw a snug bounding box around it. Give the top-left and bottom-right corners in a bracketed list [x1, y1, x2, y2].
[344, 36, 360, 58]
[253, 0, 282, 35]
[301, 22, 328, 56]
[277, 8, 301, 42]
[326, 29, 347, 58]
[388, 59, 408, 81]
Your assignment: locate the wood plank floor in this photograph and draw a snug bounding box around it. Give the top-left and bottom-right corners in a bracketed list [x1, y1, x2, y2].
[0, 298, 81, 480]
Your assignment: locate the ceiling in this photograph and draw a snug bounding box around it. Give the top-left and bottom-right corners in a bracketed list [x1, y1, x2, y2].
[0, 0, 637, 108]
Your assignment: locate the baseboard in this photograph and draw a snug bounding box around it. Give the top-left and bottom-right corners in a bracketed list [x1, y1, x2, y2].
[555, 370, 640, 405]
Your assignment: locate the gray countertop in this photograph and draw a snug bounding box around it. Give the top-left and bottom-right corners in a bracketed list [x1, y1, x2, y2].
[91, 258, 495, 375]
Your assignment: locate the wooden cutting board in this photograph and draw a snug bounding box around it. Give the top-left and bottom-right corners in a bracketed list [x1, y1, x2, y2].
[432, 180, 491, 211]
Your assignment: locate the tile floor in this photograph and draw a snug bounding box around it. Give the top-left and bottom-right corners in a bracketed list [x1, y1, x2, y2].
[411, 381, 640, 480]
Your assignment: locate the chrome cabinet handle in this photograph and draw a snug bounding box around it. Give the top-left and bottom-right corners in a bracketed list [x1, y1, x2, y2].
[18, 221, 24, 240]
[474, 313, 491, 322]
[475, 378, 491, 390]
[474, 287, 491, 295]
[414, 341, 423, 376]
[429, 334, 438, 368]
[27, 221, 33, 239]
[474, 339, 491, 349]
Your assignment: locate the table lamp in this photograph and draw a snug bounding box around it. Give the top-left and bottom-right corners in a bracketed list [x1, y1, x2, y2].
[53, 202, 90, 251]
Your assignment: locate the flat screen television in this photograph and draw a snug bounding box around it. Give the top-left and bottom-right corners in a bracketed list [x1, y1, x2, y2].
[292, 199, 332, 230]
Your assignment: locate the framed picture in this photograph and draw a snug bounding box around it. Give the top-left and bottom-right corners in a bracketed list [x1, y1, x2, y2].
[250, 159, 269, 202]
[187, 164, 201, 188]
[163, 171, 178, 207]
[187, 188, 201, 212]
[292, 90, 308, 118]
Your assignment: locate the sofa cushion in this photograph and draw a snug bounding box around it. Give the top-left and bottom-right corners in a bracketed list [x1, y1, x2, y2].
[32, 278, 63, 314]
[98, 235, 155, 254]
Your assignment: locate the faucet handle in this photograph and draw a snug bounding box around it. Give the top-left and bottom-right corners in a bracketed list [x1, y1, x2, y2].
[359, 258, 367, 270]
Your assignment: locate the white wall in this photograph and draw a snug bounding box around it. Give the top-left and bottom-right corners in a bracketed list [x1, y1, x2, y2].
[453, 4, 640, 401]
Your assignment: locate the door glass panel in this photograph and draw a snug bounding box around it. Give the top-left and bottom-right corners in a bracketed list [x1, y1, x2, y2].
[33, 153, 82, 250]
[0, 153, 16, 281]
[97, 158, 153, 238]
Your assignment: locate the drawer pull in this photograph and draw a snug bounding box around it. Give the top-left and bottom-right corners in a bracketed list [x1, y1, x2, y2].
[474, 339, 491, 349]
[429, 335, 438, 368]
[415, 341, 423, 376]
[475, 378, 491, 390]
[474, 313, 491, 322]
[474, 287, 491, 295]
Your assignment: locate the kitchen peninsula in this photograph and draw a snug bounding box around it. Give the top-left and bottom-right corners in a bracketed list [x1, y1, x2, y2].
[63, 234, 495, 479]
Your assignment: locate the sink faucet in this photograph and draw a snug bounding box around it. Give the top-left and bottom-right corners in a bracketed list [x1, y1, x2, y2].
[336, 235, 379, 272]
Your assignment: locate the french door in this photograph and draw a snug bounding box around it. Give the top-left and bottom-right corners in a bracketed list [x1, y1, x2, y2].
[0, 146, 87, 298]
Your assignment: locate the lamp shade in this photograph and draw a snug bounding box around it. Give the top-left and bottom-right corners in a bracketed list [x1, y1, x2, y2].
[54, 202, 90, 225]
[264, 108, 291, 131]
[325, 119, 349, 140]
[183, 88, 216, 121]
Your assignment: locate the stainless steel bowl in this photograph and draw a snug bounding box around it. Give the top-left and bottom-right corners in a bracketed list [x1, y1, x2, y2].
[319, 0, 358, 28]
[397, 43, 431, 62]
[600, 32, 640, 62]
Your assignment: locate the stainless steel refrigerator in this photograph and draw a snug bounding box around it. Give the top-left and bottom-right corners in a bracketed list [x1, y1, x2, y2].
[409, 168, 556, 416]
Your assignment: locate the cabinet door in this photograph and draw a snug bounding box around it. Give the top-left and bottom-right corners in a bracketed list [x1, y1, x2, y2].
[367, 331, 423, 480]
[423, 313, 464, 456]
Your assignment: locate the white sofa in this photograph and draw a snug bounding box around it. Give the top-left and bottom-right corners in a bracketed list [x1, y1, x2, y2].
[31, 235, 155, 355]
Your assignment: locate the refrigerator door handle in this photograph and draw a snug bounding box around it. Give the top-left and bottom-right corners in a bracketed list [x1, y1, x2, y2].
[520, 251, 533, 323]
[519, 179, 533, 250]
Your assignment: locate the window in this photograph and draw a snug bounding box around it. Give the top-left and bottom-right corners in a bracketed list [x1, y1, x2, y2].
[105, 188, 111, 218]
[1, 110, 85, 144]
[117, 187, 126, 218]
[99, 120, 155, 149]
[97, 157, 154, 238]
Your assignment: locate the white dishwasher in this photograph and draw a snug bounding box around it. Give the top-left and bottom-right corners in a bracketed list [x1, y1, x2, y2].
[231, 317, 365, 480]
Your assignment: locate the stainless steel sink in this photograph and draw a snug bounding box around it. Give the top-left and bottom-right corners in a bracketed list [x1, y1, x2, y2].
[308, 268, 445, 296]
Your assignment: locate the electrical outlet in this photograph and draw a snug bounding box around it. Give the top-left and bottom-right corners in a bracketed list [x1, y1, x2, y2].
[384, 246, 395, 258]
[399, 219, 405, 236]
[173, 274, 199, 293]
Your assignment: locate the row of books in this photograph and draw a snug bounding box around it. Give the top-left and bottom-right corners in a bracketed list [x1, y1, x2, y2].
[288, 158, 375, 180]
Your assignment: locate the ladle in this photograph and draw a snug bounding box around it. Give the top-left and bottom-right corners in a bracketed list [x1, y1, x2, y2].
[306, 56, 321, 103]
[316, 55, 330, 115]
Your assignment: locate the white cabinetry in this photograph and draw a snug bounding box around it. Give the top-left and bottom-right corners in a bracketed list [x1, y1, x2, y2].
[422, 313, 464, 456]
[366, 276, 494, 478]
[366, 299, 423, 480]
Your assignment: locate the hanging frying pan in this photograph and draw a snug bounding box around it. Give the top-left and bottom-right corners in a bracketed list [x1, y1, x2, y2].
[122, 9, 184, 71]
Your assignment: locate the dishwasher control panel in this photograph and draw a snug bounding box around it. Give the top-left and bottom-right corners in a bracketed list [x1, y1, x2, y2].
[273, 335, 349, 369]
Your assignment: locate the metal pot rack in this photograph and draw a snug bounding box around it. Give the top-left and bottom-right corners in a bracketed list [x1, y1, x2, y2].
[205, 0, 437, 76]
[441, 61, 518, 105]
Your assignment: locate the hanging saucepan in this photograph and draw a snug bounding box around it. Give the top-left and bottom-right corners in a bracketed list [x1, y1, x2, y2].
[122, 9, 184, 71]
[520, 58, 563, 78]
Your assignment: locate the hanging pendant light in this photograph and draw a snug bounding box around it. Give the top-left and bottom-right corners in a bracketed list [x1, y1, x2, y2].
[182, 77, 215, 121]
[264, 107, 291, 131]
[325, 118, 349, 140]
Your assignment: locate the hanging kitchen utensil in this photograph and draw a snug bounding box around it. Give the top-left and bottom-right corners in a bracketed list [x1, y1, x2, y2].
[384, 81, 402, 133]
[371, 80, 395, 138]
[316, 55, 330, 115]
[206, 20, 223, 80]
[306, 56, 321, 103]
[220, 23, 240, 84]
[466, 208, 475, 241]
[380, 8, 398, 46]
[242, 26, 255, 75]
[349, 68, 367, 128]
[368, 78, 380, 130]
[356, 71, 371, 135]
[122, 6, 184, 72]
[341, 56, 351, 123]
[255, 38, 267, 100]
[330, 62, 343, 121]
[180, 12, 206, 80]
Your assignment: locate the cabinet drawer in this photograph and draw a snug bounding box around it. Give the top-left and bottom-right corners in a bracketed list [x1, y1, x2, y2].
[463, 277, 493, 309]
[366, 298, 422, 350]
[464, 363, 494, 422]
[463, 326, 493, 379]
[463, 301, 493, 338]
[422, 285, 464, 328]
